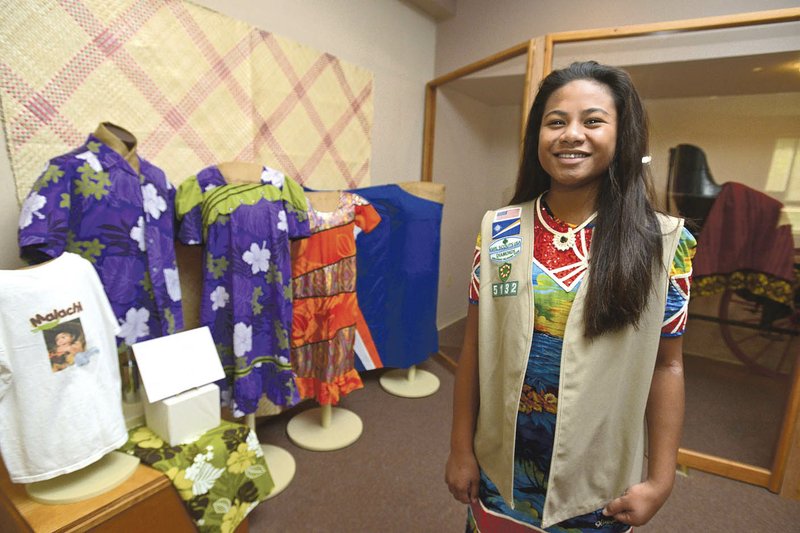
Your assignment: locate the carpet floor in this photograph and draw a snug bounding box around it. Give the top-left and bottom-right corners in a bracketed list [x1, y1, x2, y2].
[246, 356, 800, 532]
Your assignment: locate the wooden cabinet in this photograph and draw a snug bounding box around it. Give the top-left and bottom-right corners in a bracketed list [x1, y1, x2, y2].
[0, 462, 249, 532]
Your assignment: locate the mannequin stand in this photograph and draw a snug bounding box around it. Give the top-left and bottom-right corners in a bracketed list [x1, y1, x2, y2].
[245, 414, 295, 499]
[121, 399, 145, 429]
[379, 365, 440, 398]
[25, 451, 139, 505]
[286, 404, 362, 451]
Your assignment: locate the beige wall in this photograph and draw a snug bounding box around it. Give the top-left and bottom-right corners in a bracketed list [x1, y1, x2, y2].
[648, 94, 800, 206]
[0, 0, 436, 270]
[0, 136, 17, 270]
[434, 89, 519, 326]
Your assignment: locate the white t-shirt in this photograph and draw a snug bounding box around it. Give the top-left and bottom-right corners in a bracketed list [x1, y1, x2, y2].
[0, 252, 128, 483]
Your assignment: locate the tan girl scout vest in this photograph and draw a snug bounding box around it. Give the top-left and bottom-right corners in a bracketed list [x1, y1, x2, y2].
[474, 199, 683, 528]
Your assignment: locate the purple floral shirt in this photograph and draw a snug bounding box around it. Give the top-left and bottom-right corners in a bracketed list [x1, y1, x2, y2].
[18, 135, 184, 350]
[176, 165, 310, 416]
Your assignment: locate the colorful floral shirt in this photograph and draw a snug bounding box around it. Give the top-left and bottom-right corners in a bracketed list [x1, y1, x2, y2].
[175, 165, 310, 416]
[468, 198, 696, 532]
[18, 135, 184, 351]
[121, 422, 273, 533]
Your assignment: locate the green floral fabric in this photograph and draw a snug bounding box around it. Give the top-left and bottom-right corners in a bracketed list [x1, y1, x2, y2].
[694, 271, 795, 306]
[120, 421, 274, 532]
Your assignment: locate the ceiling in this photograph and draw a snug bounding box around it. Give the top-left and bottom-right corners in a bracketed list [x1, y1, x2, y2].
[401, 0, 456, 21]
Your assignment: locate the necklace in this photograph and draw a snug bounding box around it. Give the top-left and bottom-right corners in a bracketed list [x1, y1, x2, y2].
[552, 228, 576, 251]
[536, 195, 597, 252]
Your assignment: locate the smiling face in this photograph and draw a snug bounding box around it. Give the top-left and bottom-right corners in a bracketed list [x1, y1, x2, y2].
[537, 79, 618, 197]
[55, 331, 74, 347]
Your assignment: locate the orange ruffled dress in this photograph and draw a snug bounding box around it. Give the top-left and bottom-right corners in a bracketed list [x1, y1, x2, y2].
[291, 192, 381, 405]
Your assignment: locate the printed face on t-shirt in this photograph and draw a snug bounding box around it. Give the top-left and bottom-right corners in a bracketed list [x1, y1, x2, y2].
[55, 332, 74, 348]
[43, 318, 88, 373]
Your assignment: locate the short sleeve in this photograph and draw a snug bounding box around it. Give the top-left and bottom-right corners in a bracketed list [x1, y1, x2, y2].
[175, 176, 204, 245]
[18, 160, 72, 263]
[469, 233, 481, 305]
[662, 227, 697, 337]
[281, 177, 311, 240]
[354, 202, 381, 234]
[284, 197, 310, 240]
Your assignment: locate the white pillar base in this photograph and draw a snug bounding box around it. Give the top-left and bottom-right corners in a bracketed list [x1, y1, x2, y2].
[25, 451, 139, 505]
[261, 444, 295, 500]
[245, 413, 295, 499]
[380, 366, 440, 398]
[286, 405, 363, 451]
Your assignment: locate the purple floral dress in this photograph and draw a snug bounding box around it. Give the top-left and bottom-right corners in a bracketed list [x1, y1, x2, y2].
[18, 134, 184, 350]
[176, 165, 310, 416]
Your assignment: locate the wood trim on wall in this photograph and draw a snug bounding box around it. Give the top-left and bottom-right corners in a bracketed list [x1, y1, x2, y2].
[520, 38, 536, 144]
[428, 41, 530, 87]
[541, 34, 554, 82]
[779, 406, 800, 500]
[548, 7, 800, 44]
[770, 355, 800, 493]
[421, 83, 437, 182]
[520, 36, 548, 160]
[677, 449, 772, 488]
[421, 41, 532, 183]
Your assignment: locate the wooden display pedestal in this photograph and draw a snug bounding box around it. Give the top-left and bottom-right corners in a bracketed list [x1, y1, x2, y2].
[0, 461, 248, 532]
[24, 452, 139, 505]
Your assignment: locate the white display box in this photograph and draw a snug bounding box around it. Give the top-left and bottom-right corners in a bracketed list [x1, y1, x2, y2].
[132, 327, 225, 446]
[142, 383, 220, 446]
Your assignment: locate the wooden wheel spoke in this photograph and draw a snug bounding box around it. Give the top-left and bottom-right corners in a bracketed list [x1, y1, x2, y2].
[719, 289, 791, 379]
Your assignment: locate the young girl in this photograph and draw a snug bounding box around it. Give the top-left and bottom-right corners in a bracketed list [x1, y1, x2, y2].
[445, 61, 695, 532]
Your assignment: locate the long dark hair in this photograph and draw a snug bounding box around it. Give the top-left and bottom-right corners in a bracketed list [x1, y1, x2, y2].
[511, 61, 663, 338]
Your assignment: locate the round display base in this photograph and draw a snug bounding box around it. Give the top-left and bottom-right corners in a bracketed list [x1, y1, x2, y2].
[286, 407, 363, 451]
[380, 368, 440, 398]
[25, 451, 140, 505]
[261, 444, 295, 500]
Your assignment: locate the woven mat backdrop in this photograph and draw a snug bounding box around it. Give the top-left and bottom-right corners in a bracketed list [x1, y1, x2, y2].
[0, 0, 374, 203]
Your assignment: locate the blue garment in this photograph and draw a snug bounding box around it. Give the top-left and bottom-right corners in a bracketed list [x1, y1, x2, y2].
[18, 135, 184, 349]
[349, 184, 442, 369]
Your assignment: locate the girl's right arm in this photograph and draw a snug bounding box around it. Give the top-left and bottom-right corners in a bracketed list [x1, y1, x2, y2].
[445, 303, 480, 503]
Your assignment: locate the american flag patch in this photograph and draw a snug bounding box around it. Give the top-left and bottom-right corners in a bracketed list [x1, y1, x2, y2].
[493, 207, 521, 222]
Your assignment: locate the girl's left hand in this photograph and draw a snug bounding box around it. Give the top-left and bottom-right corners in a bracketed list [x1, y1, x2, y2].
[601, 479, 670, 526]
